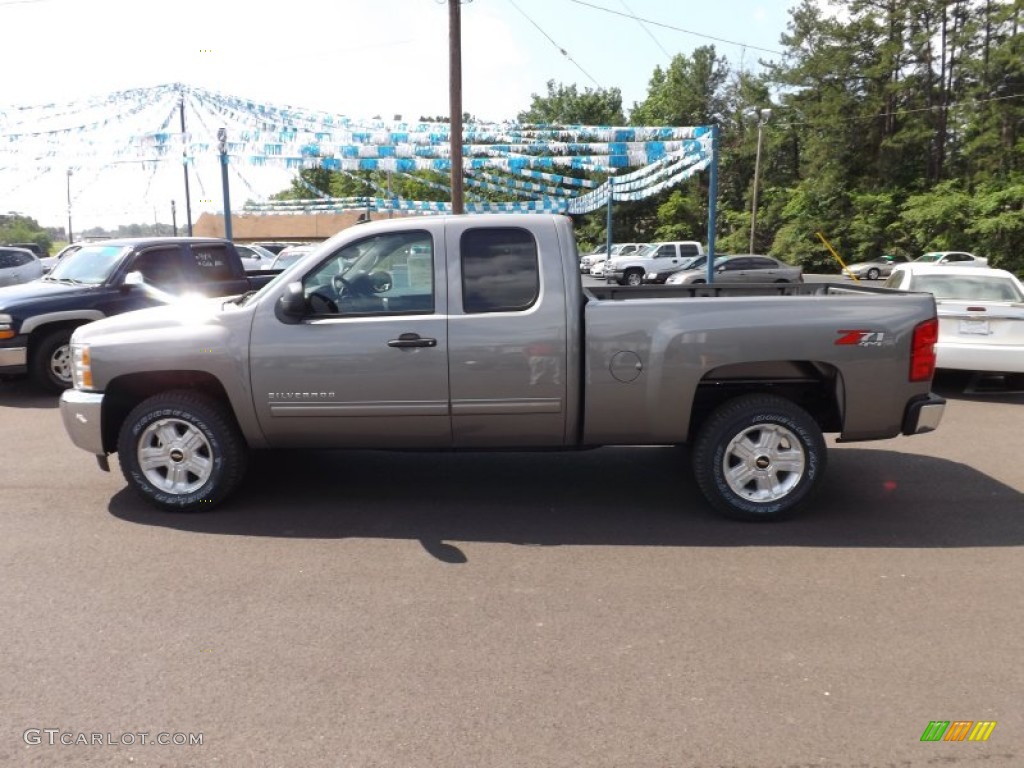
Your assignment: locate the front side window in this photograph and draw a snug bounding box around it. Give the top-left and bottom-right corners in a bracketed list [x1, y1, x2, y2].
[461, 228, 539, 314]
[132, 247, 188, 288]
[303, 230, 434, 316]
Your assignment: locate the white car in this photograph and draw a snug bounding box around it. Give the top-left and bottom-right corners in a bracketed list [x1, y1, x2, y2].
[234, 243, 279, 271]
[885, 264, 1024, 376]
[913, 251, 988, 267]
[0, 246, 45, 287]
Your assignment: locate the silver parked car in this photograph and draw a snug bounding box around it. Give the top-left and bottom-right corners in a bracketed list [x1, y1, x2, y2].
[843, 254, 909, 280]
[0, 246, 45, 287]
[234, 243, 279, 271]
[666, 255, 803, 285]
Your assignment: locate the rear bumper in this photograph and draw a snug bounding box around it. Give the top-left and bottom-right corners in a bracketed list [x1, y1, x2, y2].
[902, 393, 946, 435]
[936, 343, 1024, 374]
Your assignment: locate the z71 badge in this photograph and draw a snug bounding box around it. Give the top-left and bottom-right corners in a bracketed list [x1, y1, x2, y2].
[834, 329, 887, 346]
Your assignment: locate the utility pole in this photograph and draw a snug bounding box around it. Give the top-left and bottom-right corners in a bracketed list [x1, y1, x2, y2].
[171, 200, 177, 236]
[179, 89, 194, 236]
[448, 0, 464, 214]
[66, 168, 73, 244]
[749, 108, 771, 254]
[218, 127, 233, 241]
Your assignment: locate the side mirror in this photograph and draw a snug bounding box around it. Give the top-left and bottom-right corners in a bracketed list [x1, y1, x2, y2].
[122, 271, 145, 290]
[275, 282, 307, 324]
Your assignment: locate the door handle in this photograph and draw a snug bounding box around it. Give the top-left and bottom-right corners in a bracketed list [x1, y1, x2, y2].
[387, 333, 437, 348]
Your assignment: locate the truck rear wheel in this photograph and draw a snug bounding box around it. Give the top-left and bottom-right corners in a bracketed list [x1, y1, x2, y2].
[117, 390, 248, 512]
[691, 394, 826, 521]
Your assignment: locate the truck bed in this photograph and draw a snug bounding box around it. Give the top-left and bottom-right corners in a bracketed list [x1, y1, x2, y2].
[586, 281, 901, 300]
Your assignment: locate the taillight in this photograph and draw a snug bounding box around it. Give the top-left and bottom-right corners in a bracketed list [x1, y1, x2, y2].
[910, 318, 938, 382]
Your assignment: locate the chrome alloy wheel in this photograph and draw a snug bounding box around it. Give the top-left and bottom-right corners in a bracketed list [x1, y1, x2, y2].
[137, 418, 214, 495]
[49, 343, 72, 384]
[721, 423, 806, 502]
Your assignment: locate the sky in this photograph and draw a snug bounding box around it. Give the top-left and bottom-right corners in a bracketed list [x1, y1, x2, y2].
[0, 0, 799, 232]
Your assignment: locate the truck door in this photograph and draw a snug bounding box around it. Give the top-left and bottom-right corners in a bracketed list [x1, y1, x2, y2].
[445, 219, 569, 447]
[249, 229, 451, 448]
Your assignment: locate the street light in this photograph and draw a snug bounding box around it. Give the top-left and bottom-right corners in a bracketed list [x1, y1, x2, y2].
[66, 169, 74, 244]
[749, 108, 772, 254]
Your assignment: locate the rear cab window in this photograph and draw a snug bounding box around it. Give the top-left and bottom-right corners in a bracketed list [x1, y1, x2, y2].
[460, 228, 539, 314]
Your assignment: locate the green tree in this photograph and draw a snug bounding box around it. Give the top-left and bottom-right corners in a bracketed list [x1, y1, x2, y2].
[517, 81, 625, 124]
[0, 213, 52, 254]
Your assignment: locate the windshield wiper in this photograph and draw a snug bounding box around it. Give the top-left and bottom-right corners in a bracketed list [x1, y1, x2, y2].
[228, 290, 258, 307]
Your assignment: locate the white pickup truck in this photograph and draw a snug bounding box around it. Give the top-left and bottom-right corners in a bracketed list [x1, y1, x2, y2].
[605, 241, 704, 285]
[59, 214, 945, 521]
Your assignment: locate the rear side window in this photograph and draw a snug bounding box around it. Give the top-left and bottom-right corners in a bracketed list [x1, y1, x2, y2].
[679, 244, 700, 258]
[0, 249, 34, 267]
[461, 228, 539, 313]
[191, 245, 236, 281]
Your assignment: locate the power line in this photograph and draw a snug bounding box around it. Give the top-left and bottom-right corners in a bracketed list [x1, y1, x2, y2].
[617, 0, 671, 60]
[770, 92, 1024, 129]
[505, 0, 603, 89]
[569, 0, 786, 57]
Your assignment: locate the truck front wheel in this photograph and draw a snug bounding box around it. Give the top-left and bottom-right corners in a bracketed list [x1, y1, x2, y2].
[624, 269, 644, 286]
[117, 391, 248, 512]
[30, 328, 74, 392]
[691, 394, 826, 521]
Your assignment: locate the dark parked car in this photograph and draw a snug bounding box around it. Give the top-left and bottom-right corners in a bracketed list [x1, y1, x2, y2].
[0, 237, 278, 392]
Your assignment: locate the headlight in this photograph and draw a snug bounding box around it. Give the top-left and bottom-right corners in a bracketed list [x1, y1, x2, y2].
[71, 343, 93, 390]
[0, 313, 14, 340]
[646, 272, 658, 280]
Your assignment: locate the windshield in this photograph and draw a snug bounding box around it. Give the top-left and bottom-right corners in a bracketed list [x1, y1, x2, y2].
[47, 244, 128, 284]
[915, 252, 943, 263]
[634, 244, 659, 258]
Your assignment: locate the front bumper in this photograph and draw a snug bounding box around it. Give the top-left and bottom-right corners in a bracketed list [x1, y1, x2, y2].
[0, 340, 28, 374]
[60, 389, 108, 460]
[902, 393, 946, 435]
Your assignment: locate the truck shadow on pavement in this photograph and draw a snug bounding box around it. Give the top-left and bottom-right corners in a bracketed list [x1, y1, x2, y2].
[0, 378, 59, 409]
[108, 445, 1024, 561]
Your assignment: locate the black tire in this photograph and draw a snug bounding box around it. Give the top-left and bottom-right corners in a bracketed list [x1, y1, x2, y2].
[625, 269, 644, 287]
[30, 328, 74, 393]
[117, 390, 248, 512]
[866, 268, 880, 280]
[691, 394, 826, 521]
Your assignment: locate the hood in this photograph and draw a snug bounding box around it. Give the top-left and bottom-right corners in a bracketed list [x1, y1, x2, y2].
[73, 295, 238, 343]
[0, 278, 96, 311]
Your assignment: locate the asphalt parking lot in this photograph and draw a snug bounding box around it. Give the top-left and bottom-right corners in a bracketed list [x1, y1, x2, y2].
[1, 372, 1022, 767]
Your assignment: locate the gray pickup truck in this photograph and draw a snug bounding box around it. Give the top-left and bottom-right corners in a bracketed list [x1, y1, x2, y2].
[58, 214, 945, 520]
